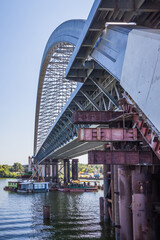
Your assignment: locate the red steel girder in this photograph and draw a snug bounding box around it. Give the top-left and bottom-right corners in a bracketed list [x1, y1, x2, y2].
[88, 150, 160, 165]
[133, 115, 160, 160]
[72, 111, 124, 124]
[78, 128, 140, 142]
[119, 98, 160, 160]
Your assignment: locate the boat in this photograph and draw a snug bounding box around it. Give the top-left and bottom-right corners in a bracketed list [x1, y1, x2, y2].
[4, 180, 49, 193]
[4, 181, 21, 192]
[58, 180, 98, 192]
[17, 181, 49, 193]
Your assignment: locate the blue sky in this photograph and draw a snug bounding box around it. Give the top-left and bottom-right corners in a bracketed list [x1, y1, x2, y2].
[0, 0, 94, 165]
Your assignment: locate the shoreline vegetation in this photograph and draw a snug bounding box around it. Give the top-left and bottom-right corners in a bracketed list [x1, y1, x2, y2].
[0, 163, 24, 178]
[0, 163, 103, 179]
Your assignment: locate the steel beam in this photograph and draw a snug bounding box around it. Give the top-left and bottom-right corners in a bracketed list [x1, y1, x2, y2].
[67, 69, 88, 78]
[90, 78, 119, 107]
[72, 110, 124, 124]
[98, 0, 145, 11]
[78, 128, 139, 142]
[99, 1, 160, 12]
[72, 61, 103, 70]
[80, 90, 101, 111]
[88, 150, 160, 165]
[73, 100, 85, 111]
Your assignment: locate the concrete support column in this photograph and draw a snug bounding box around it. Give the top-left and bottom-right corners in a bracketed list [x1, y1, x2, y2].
[55, 160, 58, 183]
[132, 167, 153, 240]
[52, 160, 58, 183]
[103, 164, 110, 221]
[72, 159, 78, 180]
[64, 159, 70, 184]
[52, 162, 55, 183]
[118, 166, 133, 240]
[64, 160, 67, 184]
[51, 160, 57, 183]
[45, 160, 50, 182]
[67, 160, 70, 183]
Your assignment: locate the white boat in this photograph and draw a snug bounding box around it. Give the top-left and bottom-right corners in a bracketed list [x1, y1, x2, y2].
[17, 181, 49, 193]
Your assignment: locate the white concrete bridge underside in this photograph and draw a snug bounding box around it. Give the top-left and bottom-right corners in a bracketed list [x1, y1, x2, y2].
[34, 0, 160, 163]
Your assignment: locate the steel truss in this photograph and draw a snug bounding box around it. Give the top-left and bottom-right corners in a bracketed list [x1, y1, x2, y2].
[35, 70, 124, 162]
[36, 43, 77, 151]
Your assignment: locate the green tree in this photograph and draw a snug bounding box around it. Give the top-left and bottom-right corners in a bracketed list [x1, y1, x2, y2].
[13, 162, 24, 172]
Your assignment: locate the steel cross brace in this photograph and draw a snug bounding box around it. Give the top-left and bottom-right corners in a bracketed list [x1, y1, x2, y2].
[119, 98, 160, 160]
[90, 77, 119, 107]
[80, 89, 102, 111]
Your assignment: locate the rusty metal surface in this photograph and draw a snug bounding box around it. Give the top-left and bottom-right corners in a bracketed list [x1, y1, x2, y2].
[78, 128, 139, 142]
[43, 206, 50, 219]
[118, 167, 133, 240]
[88, 150, 160, 165]
[99, 197, 105, 222]
[132, 167, 153, 240]
[72, 111, 124, 124]
[119, 98, 160, 161]
[132, 167, 152, 194]
[133, 115, 160, 160]
[103, 164, 110, 221]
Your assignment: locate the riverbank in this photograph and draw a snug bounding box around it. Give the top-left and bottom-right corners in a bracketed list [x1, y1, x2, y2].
[0, 164, 23, 178]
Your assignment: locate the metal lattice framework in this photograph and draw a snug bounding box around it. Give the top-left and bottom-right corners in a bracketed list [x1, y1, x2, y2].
[37, 42, 77, 150]
[35, 73, 123, 162]
[34, 0, 160, 163]
[34, 19, 85, 155]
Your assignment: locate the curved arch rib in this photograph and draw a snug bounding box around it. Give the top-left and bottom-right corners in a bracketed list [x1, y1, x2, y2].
[34, 20, 85, 155]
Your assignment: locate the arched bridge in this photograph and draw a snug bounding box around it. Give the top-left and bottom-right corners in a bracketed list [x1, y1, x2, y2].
[34, 0, 160, 165]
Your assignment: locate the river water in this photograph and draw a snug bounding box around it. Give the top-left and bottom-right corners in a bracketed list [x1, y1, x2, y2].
[0, 179, 114, 240]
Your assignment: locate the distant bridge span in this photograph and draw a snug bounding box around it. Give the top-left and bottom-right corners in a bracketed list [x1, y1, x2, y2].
[34, 0, 160, 164]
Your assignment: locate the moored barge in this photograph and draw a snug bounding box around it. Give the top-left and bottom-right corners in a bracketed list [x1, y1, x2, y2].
[4, 181, 49, 193]
[58, 180, 98, 192]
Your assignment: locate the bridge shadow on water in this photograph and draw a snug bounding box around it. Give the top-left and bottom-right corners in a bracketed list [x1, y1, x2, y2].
[0, 179, 115, 240]
[32, 191, 115, 240]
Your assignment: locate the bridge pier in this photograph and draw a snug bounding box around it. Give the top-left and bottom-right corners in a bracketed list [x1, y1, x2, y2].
[88, 147, 159, 239]
[118, 166, 133, 240]
[44, 159, 50, 182]
[103, 164, 110, 222]
[114, 165, 120, 239]
[52, 160, 58, 184]
[132, 166, 153, 240]
[72, 159, 78, 180]
[64, 159, 70, 184]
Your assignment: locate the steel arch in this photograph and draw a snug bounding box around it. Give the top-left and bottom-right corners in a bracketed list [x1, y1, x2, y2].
[34, 20, 85, 155]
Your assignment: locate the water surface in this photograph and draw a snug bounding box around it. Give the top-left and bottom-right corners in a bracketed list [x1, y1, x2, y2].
[0, 179, 114, 240]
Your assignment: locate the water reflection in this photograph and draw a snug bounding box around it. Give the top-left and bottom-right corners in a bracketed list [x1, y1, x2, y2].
[0, 179, 114, 240]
